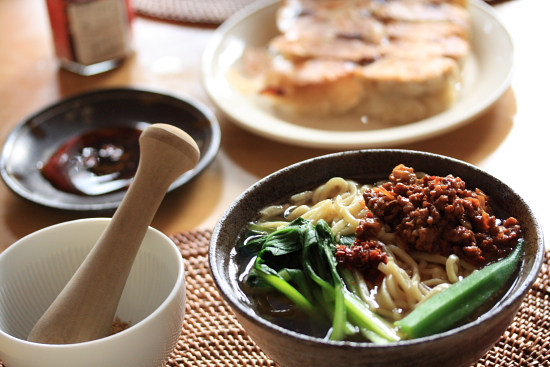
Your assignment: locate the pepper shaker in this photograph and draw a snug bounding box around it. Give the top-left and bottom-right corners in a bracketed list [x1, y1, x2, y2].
[46, 0, 134, 76]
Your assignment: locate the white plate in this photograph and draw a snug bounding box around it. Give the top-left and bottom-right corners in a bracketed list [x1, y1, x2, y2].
[202, 0, 514, 149]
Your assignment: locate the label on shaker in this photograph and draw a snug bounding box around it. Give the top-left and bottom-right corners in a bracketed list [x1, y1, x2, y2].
[67, 0, 131, 65]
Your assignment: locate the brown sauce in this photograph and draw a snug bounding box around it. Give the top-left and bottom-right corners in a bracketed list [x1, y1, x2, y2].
[41, 127, 142, 196]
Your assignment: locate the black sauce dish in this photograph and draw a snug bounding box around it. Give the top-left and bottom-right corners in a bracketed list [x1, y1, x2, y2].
[209, 149, 544, 367]
[0, 86, 221, 211]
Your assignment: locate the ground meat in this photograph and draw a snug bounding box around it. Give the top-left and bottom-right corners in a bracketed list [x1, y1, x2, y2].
[335, 239, 388, 283]
[362, 164, 522, 267]
[355, 213, 383, 240]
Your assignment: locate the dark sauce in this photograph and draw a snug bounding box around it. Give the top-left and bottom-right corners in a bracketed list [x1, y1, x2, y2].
[237, 244, 332, 339]
[41, 127, 142, 196]
[239, 278, 331, 338]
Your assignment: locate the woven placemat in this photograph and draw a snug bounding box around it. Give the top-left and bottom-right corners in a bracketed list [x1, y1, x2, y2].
[168, 230, 550, 367]
[0, 230, 545, 366]
[132, 0, 515, 25]
[132, 0, 257, 24]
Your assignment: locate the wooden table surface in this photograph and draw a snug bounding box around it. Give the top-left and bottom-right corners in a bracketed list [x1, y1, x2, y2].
[0, 0, 547, 252]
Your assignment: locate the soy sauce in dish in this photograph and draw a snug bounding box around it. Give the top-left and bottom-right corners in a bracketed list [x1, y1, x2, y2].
[41, 127, 142, 196]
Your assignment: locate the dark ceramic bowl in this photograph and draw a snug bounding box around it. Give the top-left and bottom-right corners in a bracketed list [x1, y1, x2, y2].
[210, 149, 544, 367]
[0, 87, 221, 211]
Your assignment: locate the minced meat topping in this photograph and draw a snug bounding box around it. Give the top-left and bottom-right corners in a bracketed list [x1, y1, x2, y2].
[357, 164, 521, 267]
[336, 236, 388, 283]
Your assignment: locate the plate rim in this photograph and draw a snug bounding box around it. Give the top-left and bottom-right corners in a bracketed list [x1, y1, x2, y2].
[202, 0, 514, 149]
[0, 85, 221, 211]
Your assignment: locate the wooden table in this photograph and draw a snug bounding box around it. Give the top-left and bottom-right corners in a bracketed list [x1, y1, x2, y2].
[0, 0, 547, 252]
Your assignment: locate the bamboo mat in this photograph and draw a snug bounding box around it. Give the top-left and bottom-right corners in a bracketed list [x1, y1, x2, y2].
[131, 0, 513, 25]
[132, 0, 257, 24]
[1, 229, 546, 366]
[165, 230, 549, 367]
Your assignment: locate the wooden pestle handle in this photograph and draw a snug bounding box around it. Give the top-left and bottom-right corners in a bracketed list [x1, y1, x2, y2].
[27, 124, 200, 344]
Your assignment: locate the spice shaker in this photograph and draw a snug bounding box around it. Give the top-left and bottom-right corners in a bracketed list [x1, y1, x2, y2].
[46, 0, 134, 76]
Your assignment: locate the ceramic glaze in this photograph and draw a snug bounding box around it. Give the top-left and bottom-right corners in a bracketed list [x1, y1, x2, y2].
[210, 149, 544, 367]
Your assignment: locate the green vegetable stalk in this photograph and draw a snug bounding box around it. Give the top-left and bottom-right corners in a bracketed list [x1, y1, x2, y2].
[302, 221, 347, 340]
[241, 217, 400, 343]
[395, 239, 524, 339]
[246, 220, 325, 322]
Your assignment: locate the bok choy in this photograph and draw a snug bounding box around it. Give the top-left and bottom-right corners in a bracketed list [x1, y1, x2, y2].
[240, 217, 400, 343]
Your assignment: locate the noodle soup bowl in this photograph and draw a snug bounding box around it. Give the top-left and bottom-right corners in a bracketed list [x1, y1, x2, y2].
[210, 149, 544, 367]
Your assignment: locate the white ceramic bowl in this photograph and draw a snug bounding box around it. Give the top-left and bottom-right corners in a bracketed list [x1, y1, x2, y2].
[0, 218, 185, 367]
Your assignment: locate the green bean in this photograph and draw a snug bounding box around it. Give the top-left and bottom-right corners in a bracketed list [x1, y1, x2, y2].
[395, 239, 524, 339]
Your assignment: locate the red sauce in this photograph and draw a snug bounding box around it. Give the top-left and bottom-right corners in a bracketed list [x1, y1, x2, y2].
[42, 127, 142, 196]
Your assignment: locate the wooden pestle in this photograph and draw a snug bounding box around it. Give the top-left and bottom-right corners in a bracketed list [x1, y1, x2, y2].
[27, 124, 200, 344]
